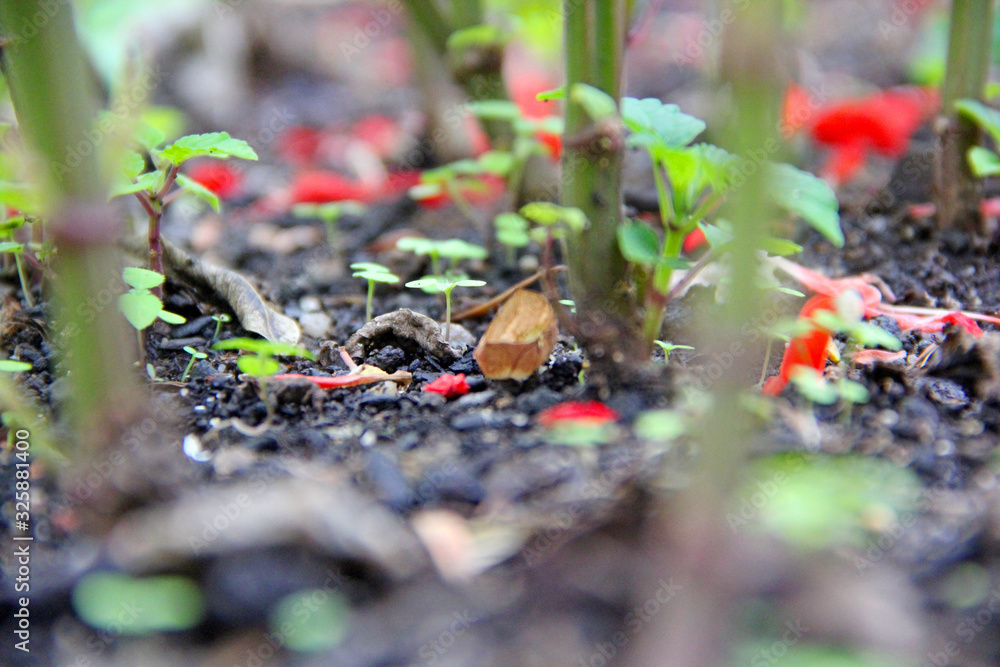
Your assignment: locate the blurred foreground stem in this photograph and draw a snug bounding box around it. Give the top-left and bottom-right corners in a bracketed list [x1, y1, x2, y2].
[625, 1, 786, 664]
[1, 1, 139, 459]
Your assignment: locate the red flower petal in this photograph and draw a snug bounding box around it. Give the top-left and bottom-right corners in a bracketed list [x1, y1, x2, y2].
[424, 373, 470, 399]
[277, 126, 325, 168]
[353, 115, 402, 160]
[289, 170, 373, 204]
[682, 227, 707, 254]
[536, 129, 562, 161]
[187, 161, 243, 199]
[537, 401, 620, 428]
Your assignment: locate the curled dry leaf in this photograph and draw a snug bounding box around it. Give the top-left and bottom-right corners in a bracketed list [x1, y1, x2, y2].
[155, 239, 301, 345]
[473, 289, 557, 381]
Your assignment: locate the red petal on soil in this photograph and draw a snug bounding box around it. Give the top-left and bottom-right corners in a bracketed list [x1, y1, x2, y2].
[770, 257, 886, 316]
[907, 202, 937, 219]
[762, 294, 838, 396]
[536, 129, 562, 160]
[682, 227, 708, 254]
[289, 170, 373, 204]
[187, 161, 244, 199]
[820, 141, 867, 184]
[353, 115, 402, 160]
[537, 401, 620, 428]
[423, 373, 470, 399]
[852, 349, 906, 365]
[277, 126, 325, 168]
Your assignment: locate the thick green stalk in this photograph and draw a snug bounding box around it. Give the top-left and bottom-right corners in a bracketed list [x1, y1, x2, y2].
[935, 0, 994, 232]
[1, 1, 139, 457]
[562, 0, 636, 366]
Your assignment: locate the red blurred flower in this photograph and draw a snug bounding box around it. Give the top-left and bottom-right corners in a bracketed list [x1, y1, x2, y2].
[412, 174, 506, 209]
[509, 68, 559, 120]
[187, 162, 243, 199]
[289, 170, 373, 204]
[537, 401, 620, 428]
[424, 373, 470, 399]
[786, 86, 938, 184]
[277, 126, 325, 168]
[353, 115, 402, 160]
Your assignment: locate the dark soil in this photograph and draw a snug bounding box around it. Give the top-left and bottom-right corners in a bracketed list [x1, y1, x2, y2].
[4, 3, 1000, 666]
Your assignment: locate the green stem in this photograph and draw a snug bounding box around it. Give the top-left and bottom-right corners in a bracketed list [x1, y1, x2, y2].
[14, 253, 33, 308]
[562, 0, 635, 367]
[366, 280, 375, 322]
[935, 0, 994, 232]
[443, 288, 453, 342]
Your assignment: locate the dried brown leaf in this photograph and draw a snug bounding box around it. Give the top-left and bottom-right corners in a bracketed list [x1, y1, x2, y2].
[473, 289, 557, 380]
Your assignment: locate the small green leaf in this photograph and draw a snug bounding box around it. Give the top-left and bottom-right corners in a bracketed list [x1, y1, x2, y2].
[408, 183, 444, 201]
[700, 221, 734, 249]
[622, 98, 705, 148]
[446, 23, 506, 52]
[237, 355, 280, 377]
[123, 267, 166, 290]
[453, 279, 486, 288]
[134, 122, 166, 150]
[158, 310, 187, 325]
[119, 291, 165, 330]
[477, 150, 515, 176]
[73, 573, 203, 635]
[405, 277, 445, 290]
[967, 146, 1000, 178]
[468, 100, 522, 121]
[395, 237, 437, 254]
[0, 181, 40, 214]
[519, 202, 587, 231]
[159, 132, 259, 166]
[122, 151, 146, 180]
[212, 337, 315, 360]
[956, 99, 1000, 147]
[183, 346, 208, 359]
[536, 87, 565, 101]
[176, 173, 220, 212]
[789, 367, 839, 404]
[570, 83, 618, 121]
[270, 589, 351, 653]
[350, 262, 395, 274]
[768, 163, 843, 247]
[0, 241, 24, 254]
[110, 171, 159, 199]
[618, 221, 662, 267]
[0, 359, 32, 372]
[635, 409, 686, 441]
[437, 238, 487, 260]
[354, 270, 399, 283]
[761, 237, 803, 256]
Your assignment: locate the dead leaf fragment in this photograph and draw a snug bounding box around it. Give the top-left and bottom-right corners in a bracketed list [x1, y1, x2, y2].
[473, 289, 557, 380]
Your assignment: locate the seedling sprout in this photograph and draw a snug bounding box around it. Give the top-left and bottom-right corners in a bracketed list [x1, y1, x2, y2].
[350, 262, 400, 322]
[405, 276, 486, 342]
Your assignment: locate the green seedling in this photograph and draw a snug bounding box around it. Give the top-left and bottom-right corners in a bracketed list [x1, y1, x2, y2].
[405, 276, 486, 342]
[350, 262, 400, 322]
[493, 211, 530, 265]
[653, 340, 694, 363]
[180, 346, 208, 382]
[118, 267, 186, 331]
[211, 337, 315, 381]
[395, 237, 487, 278]
[0, 358, 32, 373]
[788, 366, 869, 408]
[292, 201, 365, 255]
[616, 97, 842, 349]
[0, 214, 38, 308]
[409, 151, 512, 233]
[518, 202, 587, 266]
[112, 130, 258, 292]
[469, 100, 564, 203]
[956, 99, 1000, 178]
[211, 313, 231, 343]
